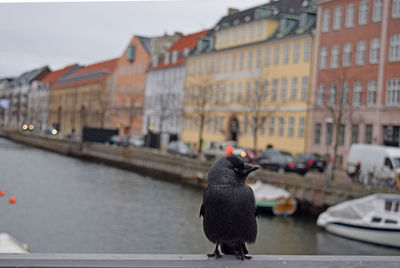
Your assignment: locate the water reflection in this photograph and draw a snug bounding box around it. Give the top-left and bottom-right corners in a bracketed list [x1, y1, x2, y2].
[0, 137, 399, 255]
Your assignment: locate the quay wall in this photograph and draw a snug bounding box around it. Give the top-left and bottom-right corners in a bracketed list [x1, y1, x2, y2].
[1, 130, 397, 213]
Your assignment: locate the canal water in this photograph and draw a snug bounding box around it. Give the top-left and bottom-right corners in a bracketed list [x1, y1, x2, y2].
[0, 137, 399, 255]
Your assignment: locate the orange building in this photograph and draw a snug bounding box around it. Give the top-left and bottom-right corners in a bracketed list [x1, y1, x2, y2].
[48, 58, 118, 135]
[112, 34, 182, 137]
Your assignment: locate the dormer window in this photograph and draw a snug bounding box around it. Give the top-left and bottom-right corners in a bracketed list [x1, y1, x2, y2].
[152, 56, 159, 67]
[172, 50, 178, 63]
[244, 15, 251, 22]
[127, 45, 136, 62]
[164, 53, 170, 65]
[233, 19, 240, 25]
[183, 47, 190, 57]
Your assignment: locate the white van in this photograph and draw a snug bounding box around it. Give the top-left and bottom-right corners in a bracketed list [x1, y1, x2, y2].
[347, 144, 400, 181]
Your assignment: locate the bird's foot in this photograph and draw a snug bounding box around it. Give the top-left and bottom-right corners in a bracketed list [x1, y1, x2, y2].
[236, 254, 252, 260]
[207, 249, 222, 259]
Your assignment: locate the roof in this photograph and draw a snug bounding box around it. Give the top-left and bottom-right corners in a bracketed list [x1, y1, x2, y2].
[41, 64, 80, 84]
[148, 30, 210, 71]
[10, 66, 50, 88]
[52, 58, 118, 89]
[136, 36, 152, 55]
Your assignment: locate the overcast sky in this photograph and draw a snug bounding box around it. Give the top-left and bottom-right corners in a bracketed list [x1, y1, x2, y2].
[0, 0, 268, 78]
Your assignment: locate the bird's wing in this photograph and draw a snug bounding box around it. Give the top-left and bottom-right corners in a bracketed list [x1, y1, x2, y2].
[199, 191, 206, 218]
[247, 185, 258, 217]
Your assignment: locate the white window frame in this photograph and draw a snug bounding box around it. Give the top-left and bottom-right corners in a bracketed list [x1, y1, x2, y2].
[369, 38, 380, 64]
[247, 50, 253, 71]
[356, 40, 366, 66]
[331, 45, 340, 68]
[271, 79, 278, 101]
[298, 117, 305, 138]
[301, 76, 308, 101]
[319, 46, 328, 69]
[372, 0, 383, 22]
[288, 117, 295, 137]
[293, 42, 300, 63]
[322, 9, 330, 32]
[283, 44, 290, 64]
[304, 40, 311, 62]
[358, 0, 369, 25]
[389, 34, 400, 62]
[343, 43, 352, 67]
[392, 0, 400, 18]
[341, 82, 349, 106]
[256, 49, 261, 69]
[269, 117, 275, 136]
[264, 47, 271, 66]
[278, 117, 285, 137]
[386, 78, 400, 106]
[274, 46, 280, 65]
[290, 77, 298, 100]
[328, 83, 336, 106]
[353, 82, 363, 107]
[345, 3, 355, 28]
[367, 80, 377, 106]
[317, 84, 324, 106]
[281, 78, 287, 101]
[333, 6, 342, 30]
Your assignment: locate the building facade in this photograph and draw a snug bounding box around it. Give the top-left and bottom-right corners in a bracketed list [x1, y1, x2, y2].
[309, 0, 400, 167]
[48, 58, 118, 135]
[112, 33, 182, 138]
[0, 78, 13, 127]
[143, 30, 209, 147]
[182, 0, 316, 155]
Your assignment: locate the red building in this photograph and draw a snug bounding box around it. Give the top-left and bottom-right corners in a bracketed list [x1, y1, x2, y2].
[309, 0, 400, 167]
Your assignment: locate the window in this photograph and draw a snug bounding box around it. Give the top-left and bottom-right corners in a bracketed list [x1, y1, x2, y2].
[224, 55, 228, 73]
[271, 79, 278, 101]
[353, 82, 363, 107]
[217, 56, 221, 73]
[208, 85, 213, 104]
[214, 84, 220, 104]
[253, 81, 259, 103]
[372, 0, 383, 22]
[304, 40, 311, 62]
[392, 0, 400, 18]
[356, 40, 366, 65]
[301, 76, 308, 101]
[322, 9, 330, 32]
[281, 78, 287, 101]
[229, 83, 235, 104]
[389, 34, 400, 62]
[256, 49, 261, 69]
[359, 0, 369, 25]
[250, 24, 255, 39]
[320, 46, 328, 69]
[274, 46, 280, 65]
[221, 84, 226, 104]
[386, 78, 400, 106]
[326, 122, 333, 145]
[269, 117, 275, 136]
[338, 124, 345, 146]
[328, 83, 336, 106]
[231, 54, 236, 72]
[288, 117, 295, 137]
[331, 45, 340, 68]
[298, 117, 305, 137]
[262, 80, 269, 101]
[241, 27, 246, 41]
[237, 82, 242, 103]
[283, 44, 290, 64]
[245, 82, 251, 103]
[278, 117, 285, 136]
[341, 82, 349, 106]
[370, 38, 380, 64]
[264, 47, 271, 66]
[365, 124, 373, 144]
[260, 117, 266, 135]
[247, 50, 253, 70]
[367, 80, 377, 106]
[345, 3, 355, 27]
[257, 22, 264, 37]
[239, 52, 244, 70]
[317, 84, 324, 106]
[251, 117, 257, 136]
[243, 116, 248, 135]
[293, 42, 300, 63]
[351, 124, 359, 143]
[333, 6, 342, 30]
[290, 77, 298, 100]
[314, 123, 321, 144]
[213, 116, 218, 133]
[219, 116, 225, 132]
[343, 43, 352, 67]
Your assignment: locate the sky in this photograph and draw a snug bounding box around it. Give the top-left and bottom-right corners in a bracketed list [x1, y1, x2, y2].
[0, 0, 268, 78]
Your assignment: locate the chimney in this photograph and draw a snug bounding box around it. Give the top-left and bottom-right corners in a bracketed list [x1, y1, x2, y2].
[228, 8, 240, 15]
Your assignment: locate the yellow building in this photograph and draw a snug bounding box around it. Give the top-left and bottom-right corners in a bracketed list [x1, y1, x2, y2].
[48, 58, 118, 135]
[182, 0, 316, 155]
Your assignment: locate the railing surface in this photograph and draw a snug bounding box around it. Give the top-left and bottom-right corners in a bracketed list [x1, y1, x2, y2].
[0, 254, 399, 268]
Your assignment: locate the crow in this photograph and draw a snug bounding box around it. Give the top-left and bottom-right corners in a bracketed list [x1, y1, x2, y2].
[199, 156, 259, 260]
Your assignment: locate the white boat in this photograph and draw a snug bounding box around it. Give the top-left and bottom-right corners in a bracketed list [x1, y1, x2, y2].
[249, 181, 297, 216]
[0, 233, 30, 253]
[317, 193, 400, 248]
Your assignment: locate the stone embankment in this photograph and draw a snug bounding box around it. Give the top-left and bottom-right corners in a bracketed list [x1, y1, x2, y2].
[1, 130, 397, 214]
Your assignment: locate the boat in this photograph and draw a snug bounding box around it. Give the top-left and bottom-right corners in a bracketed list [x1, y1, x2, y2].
[0, 232, 30, 253]
[317, 193, 400, 248]
[248, 181, 297, 216]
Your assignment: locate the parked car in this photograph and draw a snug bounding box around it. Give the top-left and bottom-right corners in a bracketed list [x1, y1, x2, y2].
[202, 141, 251, 162]
[167, 141, 197, 158]
[291, 153, 327, 175]
[347, 144, 400, 184]
[108, 135, 128, 147]
[256, 149, 294, 173]
[129, 137, 144, 147]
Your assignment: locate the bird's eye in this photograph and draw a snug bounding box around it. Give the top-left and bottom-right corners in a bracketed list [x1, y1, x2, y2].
[234, 168, 239, 172]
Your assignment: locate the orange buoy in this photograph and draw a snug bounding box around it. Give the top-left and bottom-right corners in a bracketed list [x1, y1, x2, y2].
[9, 197, 16, 204]
[0, 191, 5, 197]
[225, 145, 233, 156]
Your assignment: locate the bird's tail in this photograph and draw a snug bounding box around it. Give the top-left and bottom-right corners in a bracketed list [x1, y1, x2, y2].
[220, 242, 248, 255]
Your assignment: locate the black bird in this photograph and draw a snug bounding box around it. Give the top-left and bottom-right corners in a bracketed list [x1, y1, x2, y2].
[199, 156, 259, 260]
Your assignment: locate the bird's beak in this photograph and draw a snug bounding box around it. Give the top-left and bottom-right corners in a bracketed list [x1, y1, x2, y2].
[244, 164, 259, 174]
